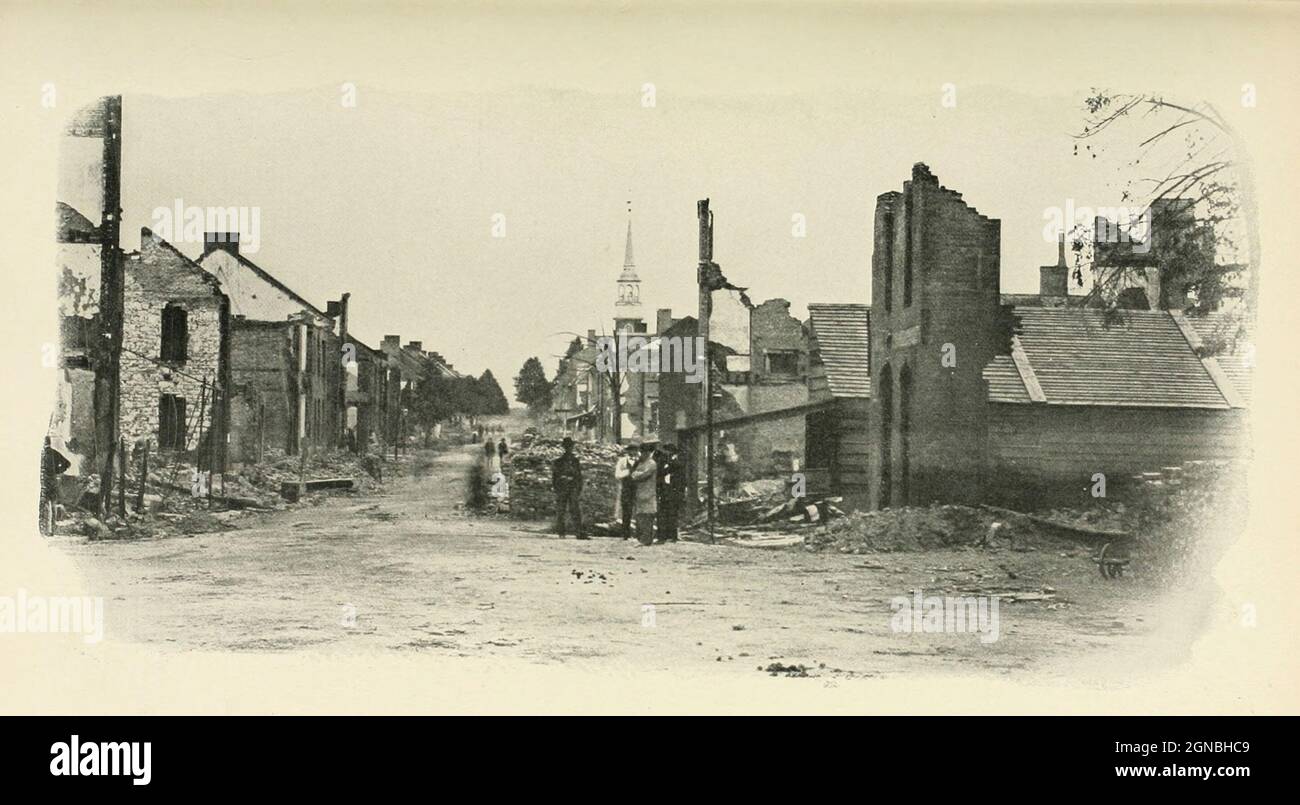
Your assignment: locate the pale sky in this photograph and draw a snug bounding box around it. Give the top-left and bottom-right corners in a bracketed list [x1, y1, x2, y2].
[87, 4, 1263, 394]
[117, 85, 1140, 389]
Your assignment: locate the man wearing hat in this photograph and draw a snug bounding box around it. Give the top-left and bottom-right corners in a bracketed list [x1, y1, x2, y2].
[655, 443, 685, 543]
[551, 437, 587, 539]
[613, 441, 640, 539]
[628, 441, 659, 545]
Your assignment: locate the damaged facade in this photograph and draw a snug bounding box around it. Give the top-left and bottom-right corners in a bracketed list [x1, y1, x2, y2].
[197, 233, 342, 460]
[867, 164, 1250, 509]
[48, 96, 123, 518]
[654, 165, 1250, 518]
[658, 294, 817, 509]
[120, 228, 231, 463]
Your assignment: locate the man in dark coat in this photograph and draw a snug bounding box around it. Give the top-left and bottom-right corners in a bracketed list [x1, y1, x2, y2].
[655, 444, 685, 543]
[551, 437, 587, 539]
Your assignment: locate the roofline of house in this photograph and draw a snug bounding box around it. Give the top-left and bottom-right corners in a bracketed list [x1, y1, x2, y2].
[204, 247, 332, 321]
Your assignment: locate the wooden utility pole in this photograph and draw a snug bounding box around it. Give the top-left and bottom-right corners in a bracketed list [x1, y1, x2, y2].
[93, 96, 124, 521]
[697, 199, 716, 543]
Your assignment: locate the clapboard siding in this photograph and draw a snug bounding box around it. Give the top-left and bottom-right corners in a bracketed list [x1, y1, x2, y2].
[831, 398, 870, 509]
[989, 403, 1249, 478]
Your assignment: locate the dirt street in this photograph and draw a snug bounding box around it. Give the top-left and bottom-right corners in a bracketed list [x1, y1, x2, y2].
[50, 446, 1201, 680]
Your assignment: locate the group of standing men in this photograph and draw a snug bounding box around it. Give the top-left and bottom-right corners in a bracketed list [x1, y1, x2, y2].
[550, 437, 687, 545]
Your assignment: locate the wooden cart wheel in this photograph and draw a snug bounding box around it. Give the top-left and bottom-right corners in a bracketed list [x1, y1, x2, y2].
[1097, 542, 1112, 579]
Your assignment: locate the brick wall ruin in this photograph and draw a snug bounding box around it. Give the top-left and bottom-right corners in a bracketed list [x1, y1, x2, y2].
[119, 230, 227, 452]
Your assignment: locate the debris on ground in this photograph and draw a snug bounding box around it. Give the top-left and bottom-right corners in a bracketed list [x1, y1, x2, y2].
[50, 447, 397, 540]
[804, 504, 1081, 554]
[506, 438, 623, 522]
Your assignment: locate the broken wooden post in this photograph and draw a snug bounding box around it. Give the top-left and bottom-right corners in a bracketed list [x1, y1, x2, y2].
[298, 436, 308, 500]
[117, 437, 127, 520]
[135, 440, 148, 513]
[257, 397, 265, 464]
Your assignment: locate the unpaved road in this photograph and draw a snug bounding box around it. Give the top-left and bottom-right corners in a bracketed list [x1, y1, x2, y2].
[50, 447, 1205, 679]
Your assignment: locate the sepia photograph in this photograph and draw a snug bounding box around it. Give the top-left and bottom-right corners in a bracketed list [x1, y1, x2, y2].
[1, 0, 1298, 781]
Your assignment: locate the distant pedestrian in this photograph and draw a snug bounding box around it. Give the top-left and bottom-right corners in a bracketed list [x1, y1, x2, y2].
[629, 442, 659, 546]
[551, 437, 587, 539]
[497, 438, 509, 462]
[655, 443, 684, 543]
[483, 440, 501, 475]
[613, 443, 639, 539]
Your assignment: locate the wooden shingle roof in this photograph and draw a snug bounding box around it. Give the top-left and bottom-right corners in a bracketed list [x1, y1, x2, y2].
[984, 307, 1241, 409]
[1186, 313, 1253, 406]
[808, 303, 870, 399]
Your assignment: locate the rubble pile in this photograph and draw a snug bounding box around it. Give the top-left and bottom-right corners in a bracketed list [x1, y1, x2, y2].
[806, 505, 1032, 553]
[506, 438, 623, 522]
[50, 448, 388, 539]
[226, 449, 384, 500]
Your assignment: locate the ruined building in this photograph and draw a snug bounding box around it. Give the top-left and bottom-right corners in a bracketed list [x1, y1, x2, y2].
[197, 233, 342, 460]
[50, 96, 123, 516]
[120, 228, 230, 463]
[804, 303, 871, 510]
[867, 164, 1249, 509]
[869, 163, 1006, 508]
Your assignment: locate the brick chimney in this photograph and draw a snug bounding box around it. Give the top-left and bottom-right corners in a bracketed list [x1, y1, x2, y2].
[587, 329, 597, 345]
[406, 340, 422, 352]
[382, 335, 400, 350]
[1039, 233, 1069, 300]
[325, 293, 350, 340]
[656, 308, 674, 334]
[203, 231, 239, 257]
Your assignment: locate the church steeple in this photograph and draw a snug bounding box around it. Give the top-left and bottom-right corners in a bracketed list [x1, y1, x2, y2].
[621, 220, 637, 278]
[615, 212, 644, 331]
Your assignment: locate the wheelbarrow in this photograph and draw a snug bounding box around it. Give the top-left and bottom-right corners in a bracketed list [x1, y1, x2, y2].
[1092, 540, 1133, 579]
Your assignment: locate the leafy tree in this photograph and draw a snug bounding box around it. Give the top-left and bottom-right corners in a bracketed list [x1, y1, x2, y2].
[1071, 90, 1254, 348]
[513, 357, 552, 413]
[556, 336, 583, 378]
[477, 369, 510, 415]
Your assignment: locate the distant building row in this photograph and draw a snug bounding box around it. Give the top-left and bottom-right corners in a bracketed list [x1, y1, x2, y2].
[49, 97, 459, 501]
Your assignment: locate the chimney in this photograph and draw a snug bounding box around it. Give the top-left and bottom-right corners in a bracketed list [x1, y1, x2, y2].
[406, 340, 422, 351]
[336, 293, 350, 341]
[1144, 267, 1164, 312]
[203, 231, 239, 257]
[656, 308, 674, 334]
[382, 335, 400, 350]
[587, 329, 596, 345]
[1039, 234, 1069, 299]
